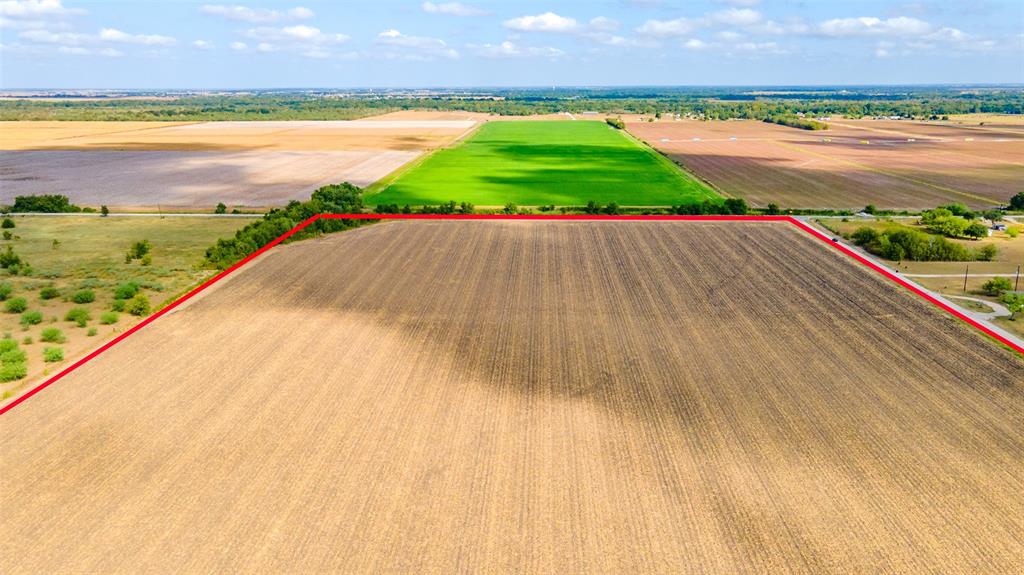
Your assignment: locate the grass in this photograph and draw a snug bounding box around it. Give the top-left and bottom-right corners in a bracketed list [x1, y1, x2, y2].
[366, 121, 718, 207]
[0, 215, 253, 399]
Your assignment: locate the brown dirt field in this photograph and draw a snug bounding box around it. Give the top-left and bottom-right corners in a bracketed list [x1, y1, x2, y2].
[0, 149, 420, 208]
[629, 119, 1024, 209]
[1, 220, 1022, 573]
[0, 120, 476, 152]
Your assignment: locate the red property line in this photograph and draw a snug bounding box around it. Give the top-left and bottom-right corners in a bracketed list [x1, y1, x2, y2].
[1, 213, 1020, 416]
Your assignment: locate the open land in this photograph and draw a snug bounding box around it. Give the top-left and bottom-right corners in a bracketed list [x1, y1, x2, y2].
[0, 215, 254, 403]
[628, 118, 1024, 210]
[0, 120, 476, 209]
[367, 121, 716, 207]
[2, 220, 1022, 573]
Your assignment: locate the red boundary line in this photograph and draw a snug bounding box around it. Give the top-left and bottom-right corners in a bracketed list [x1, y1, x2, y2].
[1, 213, 1020, 416]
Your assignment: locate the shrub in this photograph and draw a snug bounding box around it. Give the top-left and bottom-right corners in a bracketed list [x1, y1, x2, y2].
[40, 327, 66, 343]
[0, 283, 11, 301]
[5, 297, 28, 313]
[64, 307, 91, 327]
[1, 217, 14, 229]
[0, 338, 17, 353]
[39, 286, 60, 300]
[100, 311, 119, 325]
[101, 205, 109, 217]
[113, 281, 140, 300]
[0, 362, 27, 382]
[215, 202, 227, 214]
[1, 349, 26, 364]
[125, 293, 151, 316]
[87, 327, 97, 336]
[982, 277, 1013, 296]
[141, 254, 152, 266]
[10, 194, 81, 213]
[127, 239, 152, 260]
[605, 117, 625, 129]
[20, 310, 42, 326]
[976, 244, 998, 261]
[110, 299, 126, 312]
[1008, 228, 1020, 239]
[43, 347, 64, 362]
[22, 336, 32, 345]
[0, 245, 21, 269]
[71, 289, 95, 304]
[2, 230, 10, 241]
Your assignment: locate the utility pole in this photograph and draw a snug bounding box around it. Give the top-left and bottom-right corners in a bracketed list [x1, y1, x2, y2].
[964, 265, 969, 292]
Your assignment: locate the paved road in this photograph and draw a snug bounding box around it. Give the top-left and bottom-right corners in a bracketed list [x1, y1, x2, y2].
[942, 295, 1012, 319]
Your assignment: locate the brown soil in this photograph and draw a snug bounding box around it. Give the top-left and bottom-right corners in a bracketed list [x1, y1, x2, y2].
[1, 221, 1022, 573]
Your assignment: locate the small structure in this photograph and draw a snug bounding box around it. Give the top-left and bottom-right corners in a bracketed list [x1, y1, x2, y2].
[992, 223, 1008, 232]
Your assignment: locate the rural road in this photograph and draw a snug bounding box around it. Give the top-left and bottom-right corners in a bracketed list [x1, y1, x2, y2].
[902, 273, 1019, 278]
[6, 212, 263, 218]
[942, 295, 1011, 319]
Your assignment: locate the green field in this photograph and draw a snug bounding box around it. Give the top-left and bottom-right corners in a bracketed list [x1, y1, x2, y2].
[366, 121, 717, 206]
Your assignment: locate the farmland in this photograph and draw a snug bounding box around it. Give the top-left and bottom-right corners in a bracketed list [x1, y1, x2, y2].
[0, 215, 254, 402]
[0, 120, 476, 210]
[366, 121, 717, 207]
[2, 220, 1022, 573]
[628, 118, 1024, 210]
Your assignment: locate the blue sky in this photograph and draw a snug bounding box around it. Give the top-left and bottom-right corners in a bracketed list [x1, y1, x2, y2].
[1, 0, 1021, 88]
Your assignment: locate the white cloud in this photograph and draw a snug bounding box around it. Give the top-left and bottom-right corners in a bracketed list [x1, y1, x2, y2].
[636, 17, 698, 37]
[256, 41, 274, 52]
[19, 28, 89, 45]
[200, 4, 313, 24]
[244, 25, 348, 44]
[817, 16, 931, 37]
[99, 28, 176, 46]
[717, 30, 743, 41]
[192, 39, 214, 49]
[56, 45, 121, 57]
[589, 16, 619, 32]
[376, 29, 458, 59]
[683, 38, 707, 50]
[0, 0, 83, 17]
[230, 41, 247, 50]
[716, 0, 760, 6]
[421, 2, 488, 17]
[504, 12, 579, 33]
[473, 40, 564, 58]
[709, 8, 762, 27]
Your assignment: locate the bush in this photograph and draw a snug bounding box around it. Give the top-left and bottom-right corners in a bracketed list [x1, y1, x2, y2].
[605, 117, 625, 129]
[1010, 192, 1024, 211]
[43, 347, 64, 362]
[2, 230, 10, 241]
[39, 286, 60, 300]
[40, 327, 66, 343]
[113, 281, 140, 300]
[5, 297, 27, 313]
[20, 310, 42, 326]
[126, 239, 152, 262]
[982, 277, 1013, 296]
[125, 293, 151, 316]
[1, 348, 26, 364]
[64, 307, 91, 327]
[0, 338, 17, 353]
[100, 311, 119, 325]
[22, 336, 32, 345]
[1, 217, 14, 229]
[87, 327, 97, 336]
[0, 362, 27, 382]
[0, 283, 11, 301]
[71, 289, 95, 304]
[110, 299, 126, 312]
[215, 202, 227, 214]
[0, 245, 21, 269]
[10, 194, 81, 213]
[101, 205, 109, 217]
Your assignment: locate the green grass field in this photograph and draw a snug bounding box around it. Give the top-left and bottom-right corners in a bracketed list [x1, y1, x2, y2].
[366, 121, 717, 207]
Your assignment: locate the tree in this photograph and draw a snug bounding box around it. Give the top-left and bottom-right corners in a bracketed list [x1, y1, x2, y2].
[502, 202, 518, 215]
[125, 293, 151, 316]
[215, 202, 227, 214]
[724, 198, 748, 215]
[584, 201, 601, 215]
[1010, 192, 1024, 211]
[602, 201, 621, 215]
[766, 203, 780, 215]
[964, 223, 989, 239]
[10, 194, 80, 213]
[1003, 293, 1024, 320]
[101, 205, 110, 217]
[863, 205, 877, 214]
[1, 218, 14, 229]
[981, 277, 1012, 296]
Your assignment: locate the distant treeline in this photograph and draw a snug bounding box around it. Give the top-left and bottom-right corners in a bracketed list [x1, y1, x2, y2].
[204, 183, 370, 269]
[4, 194, 84, 213]
[765, 115, 828, 130]
[2, 87, 1020, 121]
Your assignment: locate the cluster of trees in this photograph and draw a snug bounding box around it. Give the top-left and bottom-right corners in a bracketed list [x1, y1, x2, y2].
[1010, 192, 1024, 212]
[205, 182, 368, 269]
[850, 227, 996, 262]
[605, 117, 625, 129]
[764, 115, 829, 130]
[374, 201, 474, 214]
[668, 198, 749, 215]
[7, 194, 81, 213]
[920, 207, 990, 239]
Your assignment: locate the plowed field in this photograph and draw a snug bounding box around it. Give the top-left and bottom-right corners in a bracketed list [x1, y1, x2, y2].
[1, 220, 1022, 573]
[629, 119, 1024, 209]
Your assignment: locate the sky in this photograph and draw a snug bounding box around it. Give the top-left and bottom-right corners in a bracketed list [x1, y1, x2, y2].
[1, 0, 1022, 89]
